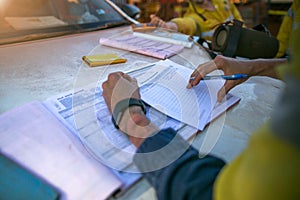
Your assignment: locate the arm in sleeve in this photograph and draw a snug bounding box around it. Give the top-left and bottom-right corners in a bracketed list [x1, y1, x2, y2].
[171, 17, 200, 35]
[276, 8, 294, 57]
[133, 128, 225, 200]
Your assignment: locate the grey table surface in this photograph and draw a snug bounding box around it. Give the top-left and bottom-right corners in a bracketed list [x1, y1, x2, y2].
[0, 25, 285, 199]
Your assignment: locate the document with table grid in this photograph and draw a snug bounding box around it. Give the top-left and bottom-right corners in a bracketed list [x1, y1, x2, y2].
[137, 59, 236, 131]
[43, 59, 240, 193]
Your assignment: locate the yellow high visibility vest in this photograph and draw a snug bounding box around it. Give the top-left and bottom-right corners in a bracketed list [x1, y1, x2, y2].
[214, 13, 300, 199]
[171, 0, 243, 40]
[276, 0, 300, 58]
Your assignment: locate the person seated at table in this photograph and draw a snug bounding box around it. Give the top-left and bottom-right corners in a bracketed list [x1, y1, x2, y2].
[101, 25, 300, 199]
[149, 0, 243, 41]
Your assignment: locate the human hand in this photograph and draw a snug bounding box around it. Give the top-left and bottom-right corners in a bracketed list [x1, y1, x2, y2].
[187, 55, 250, 102]
[150, 14, 166, 27]
[102, 72, 141, 114]
[102, 72, 159, 147]
[150, 14, 178, 31]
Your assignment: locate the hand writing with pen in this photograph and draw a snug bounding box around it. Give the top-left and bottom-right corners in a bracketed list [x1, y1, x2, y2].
[186, 55, 284, 102]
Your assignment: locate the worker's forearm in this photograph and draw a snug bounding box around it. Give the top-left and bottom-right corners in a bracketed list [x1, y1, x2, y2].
[246, 58, 287, 79]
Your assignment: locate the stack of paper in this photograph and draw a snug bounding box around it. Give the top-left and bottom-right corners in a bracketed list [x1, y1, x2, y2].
[99, 34, 184, 59]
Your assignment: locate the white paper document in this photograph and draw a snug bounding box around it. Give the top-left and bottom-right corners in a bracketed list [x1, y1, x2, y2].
[44, 59, 239, 171]
[41, 59, 240, 196]
[0, 101, 122, 199]
[137, 59, 226, 131]
[43, 86, 142, 193]
[43, 85, 185, 171]
[99, 34, 184, 59]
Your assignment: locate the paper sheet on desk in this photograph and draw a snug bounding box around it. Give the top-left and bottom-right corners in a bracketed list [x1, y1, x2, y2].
[43, 81, 186, 171]
[99, 34, 184, 59]
[137, 59, 225, 131]
[0, 101, 122, 200]
[42, 80, 191, 191]
[43, 60, 239, 176]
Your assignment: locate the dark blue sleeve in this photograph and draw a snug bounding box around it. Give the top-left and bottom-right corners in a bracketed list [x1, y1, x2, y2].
[133, 128, 225, 200]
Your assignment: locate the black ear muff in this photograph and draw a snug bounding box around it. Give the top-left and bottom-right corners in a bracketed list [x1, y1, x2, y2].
[212, 24, 229, 52]
[212, 20, 279, 59]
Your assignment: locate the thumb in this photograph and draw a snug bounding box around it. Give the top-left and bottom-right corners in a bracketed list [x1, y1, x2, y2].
[150, 14, 156, 19]
[217, 81, 235, 102]
[132, 77, 138, 85]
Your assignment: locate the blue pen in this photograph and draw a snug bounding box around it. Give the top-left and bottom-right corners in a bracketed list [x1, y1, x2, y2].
[190, 74, 248, 81]
[204, 74, 248, 80]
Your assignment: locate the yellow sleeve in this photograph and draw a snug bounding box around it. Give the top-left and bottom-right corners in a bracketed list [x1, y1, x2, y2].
[171, 17, 200, 36]
[276, 15, 293, 58]
[171, 0, 244, 39]
[214, 124, 300, 200]
[214, 7, 300, 200]
[277, 0, 300, 76]
[230, 3, 243, 22]
[276, 0, 300, 58]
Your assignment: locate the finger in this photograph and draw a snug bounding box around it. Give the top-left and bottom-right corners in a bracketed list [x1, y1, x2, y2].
[217, 80, 236, 102]
[187, 60, 219, 88]
[123, 76, 140, 98]
[101, 81, 112, 111]
[122, 73, 133, 81]
[150, 15, 158, 23]
[104, 73, 120, 86]
[150, 17, 164, 27]
[101, 81, 107, 93]
[217, 87, 226, 103]
[150, 18, 156, 25]
[132, 77, 141, 97]
[107, 72, 123, 81]
[187, 69, 204, 89]
[103, 72, 123, 92]
[158, 19, 165, 27]
[187, 70, 201, 88]
[132, 77, 138, 85]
